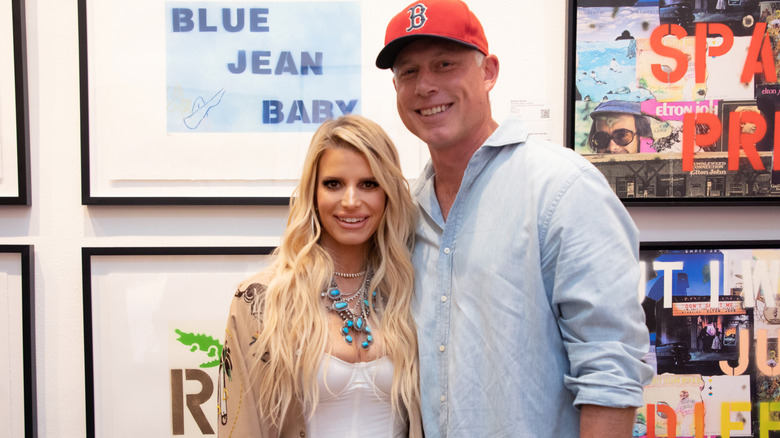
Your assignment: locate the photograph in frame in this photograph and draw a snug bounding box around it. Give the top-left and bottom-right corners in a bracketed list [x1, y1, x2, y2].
[0, 0, 31, 205]
[82, 247, 273, 437]
[637, 240, 780, 436]
[566, 0, 780, 205]
[0, 245, 36, 438]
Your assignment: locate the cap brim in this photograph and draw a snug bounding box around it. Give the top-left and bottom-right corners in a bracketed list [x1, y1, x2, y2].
[375, 35, 481, 69]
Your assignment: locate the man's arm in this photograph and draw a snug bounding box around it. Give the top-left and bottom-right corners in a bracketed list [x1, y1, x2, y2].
[579, 404, 636, 438]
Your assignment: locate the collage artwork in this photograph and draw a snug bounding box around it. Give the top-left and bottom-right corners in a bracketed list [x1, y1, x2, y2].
[573, 0, 780, 201]
[637, 244, 780, 437]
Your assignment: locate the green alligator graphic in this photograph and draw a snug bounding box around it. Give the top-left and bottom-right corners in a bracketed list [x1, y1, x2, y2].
[174, 329, 222, 368]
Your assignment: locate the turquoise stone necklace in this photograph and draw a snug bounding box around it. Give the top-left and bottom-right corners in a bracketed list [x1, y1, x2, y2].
[322, 269, 376, 349]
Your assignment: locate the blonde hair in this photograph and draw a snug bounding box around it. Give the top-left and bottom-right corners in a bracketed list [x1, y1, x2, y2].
[242, 114, 419, 426]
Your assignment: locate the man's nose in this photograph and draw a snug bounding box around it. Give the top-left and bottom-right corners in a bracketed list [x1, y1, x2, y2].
[609, 140, 626, 154]
[415, 69, 438, 96]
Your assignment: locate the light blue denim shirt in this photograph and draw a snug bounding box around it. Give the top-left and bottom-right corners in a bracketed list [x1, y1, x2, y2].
[411, 118, 654, 437]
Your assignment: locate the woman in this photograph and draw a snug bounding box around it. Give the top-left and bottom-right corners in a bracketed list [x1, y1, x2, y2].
[218, 114, 421, 437]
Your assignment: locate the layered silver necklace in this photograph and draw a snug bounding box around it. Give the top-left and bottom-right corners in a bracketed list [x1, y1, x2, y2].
[322, 269, 375, 349]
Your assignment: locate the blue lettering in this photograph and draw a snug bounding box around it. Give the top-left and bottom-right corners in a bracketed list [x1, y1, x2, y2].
[198, 9, 217, 32]
[262, 100, 358, 124]
[301, 52, 323, 75]
[263, 100, 284, 124]
[172, 8, 194, 32]
[228, 51, 324, 75]
[336, 100, 358, 115]
[222, 8, 244, 32]
[313, 100, 333, 123]
[171, 8, 269, 32]
[252, 51, 272, 74]
[286, 101, 311, 124]
[250, 8, 270, 32]
[228, 51, 246, 74]
[275, 52, 298, 75]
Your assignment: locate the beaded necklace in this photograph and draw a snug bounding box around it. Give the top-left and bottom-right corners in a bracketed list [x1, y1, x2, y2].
[333, 270, 366, 278]
[322, 269, 377, 349]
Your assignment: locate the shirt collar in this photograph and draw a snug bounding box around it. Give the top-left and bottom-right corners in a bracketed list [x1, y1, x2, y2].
[413, 117, 530, 218]
[482, 116, 529, 149]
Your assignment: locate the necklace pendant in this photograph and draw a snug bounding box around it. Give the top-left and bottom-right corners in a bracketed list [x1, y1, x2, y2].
[361, 328, 373, 349]
[324, 271, 374, 350]
[341, 321, 354, 344]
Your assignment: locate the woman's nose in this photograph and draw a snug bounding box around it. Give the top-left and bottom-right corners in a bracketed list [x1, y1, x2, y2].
[342, 186, 360, 207]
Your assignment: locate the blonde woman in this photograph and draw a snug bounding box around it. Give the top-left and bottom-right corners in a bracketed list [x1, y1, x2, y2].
[218, 114, 421, 437]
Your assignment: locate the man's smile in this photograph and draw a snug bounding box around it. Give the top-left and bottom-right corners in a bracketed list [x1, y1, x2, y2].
[419, 104, 452, 116]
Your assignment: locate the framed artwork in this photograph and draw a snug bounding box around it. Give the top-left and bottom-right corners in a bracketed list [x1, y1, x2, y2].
[0, 245, 36, 438]
[638, 240, 780, 437]
[1, 0, 31, 205]
[77, 0, 431, 205]
[82, 246, 273, 437]
[566, 0, 780, 205]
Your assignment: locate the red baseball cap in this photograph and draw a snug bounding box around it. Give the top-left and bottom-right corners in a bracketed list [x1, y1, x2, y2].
[375, 0, 489, 69]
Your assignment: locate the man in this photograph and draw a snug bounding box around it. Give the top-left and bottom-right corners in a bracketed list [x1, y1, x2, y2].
[587, 100, 653, 154]
[375, 1, 654, 436]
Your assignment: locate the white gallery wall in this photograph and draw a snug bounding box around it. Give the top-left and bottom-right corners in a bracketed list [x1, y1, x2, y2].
[0, 0, 779, 436]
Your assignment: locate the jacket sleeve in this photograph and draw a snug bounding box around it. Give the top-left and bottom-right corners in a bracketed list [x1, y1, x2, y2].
[218, 284, 274, 438]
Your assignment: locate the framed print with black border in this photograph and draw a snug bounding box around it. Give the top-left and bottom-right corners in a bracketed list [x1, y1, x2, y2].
[1, 0, 31, 205]
[78, 0, 431, 205]
[0, 244, 36, 437]
[82, 246, 273, 437]
[566, 1, 780, 205]
[638, 239, 780, 436]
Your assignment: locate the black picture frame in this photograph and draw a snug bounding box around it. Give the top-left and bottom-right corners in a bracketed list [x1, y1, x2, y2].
[77, 0, 290, 206]
[1, 0, 31, 205]
[638, 239, 780, 437]
[565, 0, 780, 206]
[76, 0, 432, 206]
[0, 244, 37, 437]
[81, 246, 274, 437]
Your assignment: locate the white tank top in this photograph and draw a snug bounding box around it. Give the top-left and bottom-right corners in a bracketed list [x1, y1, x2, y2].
[305, 354, 407, 437]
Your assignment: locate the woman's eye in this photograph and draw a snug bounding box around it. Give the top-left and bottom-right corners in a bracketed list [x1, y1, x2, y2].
[362, 180, 380, 190]
[322, 180, 340, 189]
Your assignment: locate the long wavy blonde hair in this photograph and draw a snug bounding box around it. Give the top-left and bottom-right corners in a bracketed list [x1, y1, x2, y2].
[241, 114, 419, 426]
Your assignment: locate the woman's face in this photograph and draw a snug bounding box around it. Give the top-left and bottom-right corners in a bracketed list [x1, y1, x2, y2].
[316, 147, 387, 257]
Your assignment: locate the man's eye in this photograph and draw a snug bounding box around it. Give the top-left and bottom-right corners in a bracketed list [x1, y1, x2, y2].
[398, 68, 417, 78]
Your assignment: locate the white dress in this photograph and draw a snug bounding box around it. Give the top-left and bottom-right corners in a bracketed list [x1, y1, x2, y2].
[305, 354, 407, 438]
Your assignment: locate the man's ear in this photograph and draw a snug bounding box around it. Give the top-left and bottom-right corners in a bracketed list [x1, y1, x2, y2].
[483, 54, 499, 93]
[393, 75, 398, 91]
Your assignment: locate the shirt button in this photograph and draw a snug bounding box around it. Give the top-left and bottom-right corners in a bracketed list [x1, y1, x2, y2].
[441, 296, 447, 302]
[440, 395, 446, 402]
[443, 247, 451, 254]
[439, 345, 446, 352]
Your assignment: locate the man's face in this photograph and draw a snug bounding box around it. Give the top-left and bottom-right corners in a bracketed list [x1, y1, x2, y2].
[392, 39, 497, 152]
[591, 113, 639, 154]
